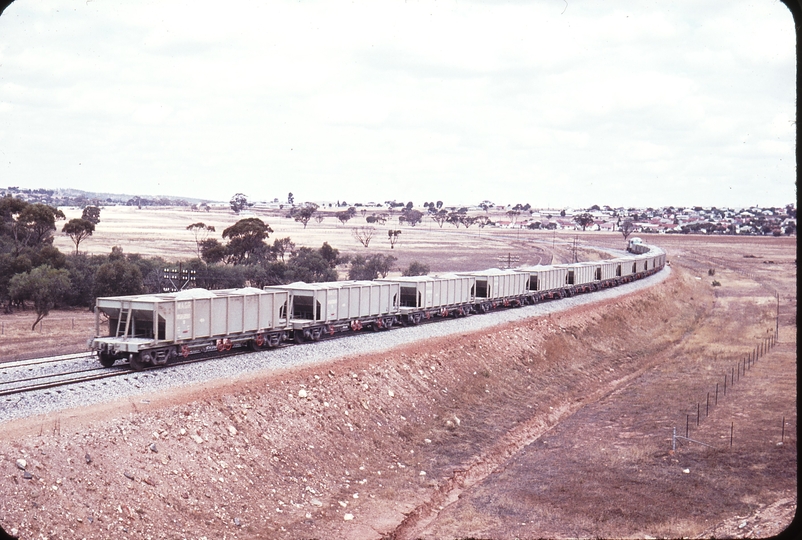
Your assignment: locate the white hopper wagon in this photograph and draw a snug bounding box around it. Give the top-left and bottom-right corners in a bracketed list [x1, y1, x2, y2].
[515, 265, 567, 299]
[91, 287, 289, 370]
[456, 268, 529, 312]
[377, 274, 476, 324]
[263, 280, 401, 340]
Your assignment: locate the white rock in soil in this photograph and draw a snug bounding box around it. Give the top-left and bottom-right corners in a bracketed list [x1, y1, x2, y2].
[15, 459, 26, 470]
[298, 389, 308, 398]
[191, 434, 204, 444]
[343, 513, 354, 521]
[228, 425, 238, 436]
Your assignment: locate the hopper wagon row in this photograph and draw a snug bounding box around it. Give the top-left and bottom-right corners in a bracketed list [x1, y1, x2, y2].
[90, 242, 666, 370]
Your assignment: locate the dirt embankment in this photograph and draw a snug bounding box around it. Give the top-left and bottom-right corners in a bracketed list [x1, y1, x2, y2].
[0, 270, 698, 539]
[0, 266, 792, 539]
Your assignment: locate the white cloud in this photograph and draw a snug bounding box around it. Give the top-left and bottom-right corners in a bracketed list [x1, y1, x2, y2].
[0, 0, 794, 208]
[131, 102, 174, 125]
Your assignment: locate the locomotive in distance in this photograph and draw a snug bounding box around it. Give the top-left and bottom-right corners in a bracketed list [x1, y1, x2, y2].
[90, 239, 666, 371]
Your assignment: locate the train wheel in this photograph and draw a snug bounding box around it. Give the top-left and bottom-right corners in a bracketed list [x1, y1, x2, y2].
[248, 339, 260, 351]
[294, 329, 306, 343]
[99, 352, 116, 368]
[311, 327, 322, 341]
[129, 354, 146, 371]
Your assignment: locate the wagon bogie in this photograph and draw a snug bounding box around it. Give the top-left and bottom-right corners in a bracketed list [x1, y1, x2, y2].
[247, 331, 284, 351]
[98, 350, 121, 368]
[129, 353, 146, 371]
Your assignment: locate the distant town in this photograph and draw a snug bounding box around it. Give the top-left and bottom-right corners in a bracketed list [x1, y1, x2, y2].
[2, 186, 796, 236]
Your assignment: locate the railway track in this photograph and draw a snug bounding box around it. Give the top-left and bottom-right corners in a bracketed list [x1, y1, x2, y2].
[0, 346, 291, 399]
[0, 365, 131, 398]
[0, 352, 92, 369]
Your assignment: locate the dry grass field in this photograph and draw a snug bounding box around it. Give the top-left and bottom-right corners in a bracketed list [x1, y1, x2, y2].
[0, 309, 96, 363]
[51, 205, 607, 272]
[0, 205, 796, 539]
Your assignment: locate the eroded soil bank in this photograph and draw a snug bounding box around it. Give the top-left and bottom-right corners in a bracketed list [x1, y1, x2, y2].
[0, 265, 795, 539]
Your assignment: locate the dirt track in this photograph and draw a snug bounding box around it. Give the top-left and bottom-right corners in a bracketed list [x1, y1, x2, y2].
[0, 236, 796, 539]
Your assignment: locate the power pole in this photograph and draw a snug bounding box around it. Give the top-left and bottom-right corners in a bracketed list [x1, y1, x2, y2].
[776, 291, 780, 339]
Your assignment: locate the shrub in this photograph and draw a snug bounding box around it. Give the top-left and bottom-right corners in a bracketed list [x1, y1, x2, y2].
[402, 261, 430, 276]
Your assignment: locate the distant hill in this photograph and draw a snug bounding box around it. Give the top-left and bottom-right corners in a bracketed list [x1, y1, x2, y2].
[1, 186, 220, 207]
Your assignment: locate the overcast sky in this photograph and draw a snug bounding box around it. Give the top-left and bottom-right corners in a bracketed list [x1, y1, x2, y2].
[0, 1, 795, 209]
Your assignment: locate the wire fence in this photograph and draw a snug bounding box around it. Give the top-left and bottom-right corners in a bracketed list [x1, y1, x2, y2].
[673, 327, 794, 451]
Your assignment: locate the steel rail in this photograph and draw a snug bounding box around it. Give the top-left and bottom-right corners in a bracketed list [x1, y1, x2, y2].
[0, 365, 113, 387]
[0, 346, 270, 398]
[0, 352, 92, 369]
[0, 368, 132, 397]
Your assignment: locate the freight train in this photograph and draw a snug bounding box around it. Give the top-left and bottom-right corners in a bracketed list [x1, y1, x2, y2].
[90, 239, 665, 370]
